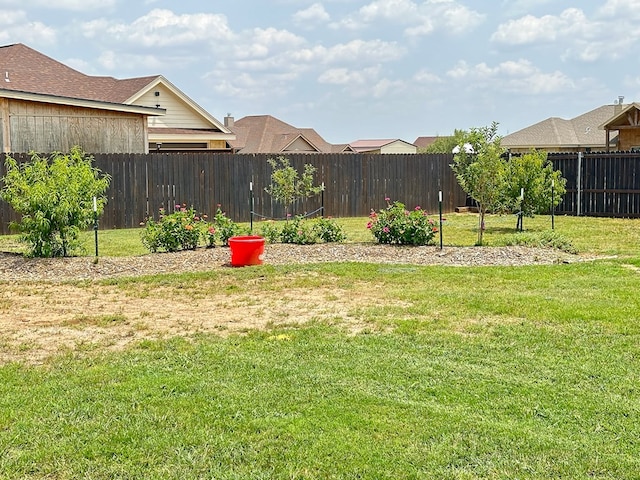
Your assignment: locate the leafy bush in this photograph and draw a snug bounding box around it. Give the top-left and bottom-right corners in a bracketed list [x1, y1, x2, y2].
[313, 217, 347, 243]
[206, 205, 243, 247]
[258, 216, 347, 244]
[280, 215, 318, 244]
[141, 205, 203, 253]
[0, 147, 110, 257]
[141, 204, 241, 253]
[258, 221, 281, 244]
[367, 199, 438, 246]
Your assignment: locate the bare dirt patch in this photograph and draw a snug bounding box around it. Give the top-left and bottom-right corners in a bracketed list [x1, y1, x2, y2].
[0, 244, 595, 365]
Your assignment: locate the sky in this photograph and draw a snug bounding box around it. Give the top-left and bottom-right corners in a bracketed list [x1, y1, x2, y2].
[0, 0, 638, 145]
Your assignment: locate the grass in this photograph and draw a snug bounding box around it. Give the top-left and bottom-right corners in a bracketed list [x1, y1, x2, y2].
[1, 212, 638, 257]
[1, 214, 640, 478]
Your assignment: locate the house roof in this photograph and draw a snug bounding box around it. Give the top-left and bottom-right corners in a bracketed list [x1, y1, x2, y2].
[0, 43, 158, 103]
[502, 104, 620, 150]
[0, 43, 234, 136]
[0, 88, 165, 116]
[349, 139, 416, 153]
[414, 136, 441, 148]
[229, 115, 351, 153]
[600, 102, 640, 129]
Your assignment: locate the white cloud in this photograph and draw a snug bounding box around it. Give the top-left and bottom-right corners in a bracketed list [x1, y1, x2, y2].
[333, 0, 484, 36]
[292, 3, 331, 25]
[0, 9, 56, 45]
[360, 0, 418, 22]
[489, 7, 640, 62]
[599, 0, 640, 19]
[318, 66, 381, 86]
[84, 9, 234, 48]
[413, 69, 442, 84]
[0, 0, 116, 10]
[491, 8, 590, 45]
[446, 59, 575, 95]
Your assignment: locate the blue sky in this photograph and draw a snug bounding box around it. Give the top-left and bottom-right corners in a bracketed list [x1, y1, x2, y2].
[0, 0, 637, 144]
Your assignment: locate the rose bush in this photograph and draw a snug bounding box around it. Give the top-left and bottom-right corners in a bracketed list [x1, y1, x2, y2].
[141, 204, 241, 253]
[368, 199, 438, 246]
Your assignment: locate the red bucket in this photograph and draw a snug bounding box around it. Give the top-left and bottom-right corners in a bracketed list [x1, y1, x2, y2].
[228, 235, 265, 267]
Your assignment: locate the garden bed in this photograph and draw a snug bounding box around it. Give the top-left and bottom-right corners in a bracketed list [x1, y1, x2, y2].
[0, 243, 595, 282]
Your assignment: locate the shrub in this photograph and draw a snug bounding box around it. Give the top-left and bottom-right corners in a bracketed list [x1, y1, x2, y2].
[207, 205, 243, 247]
[258, 220, 281, 244]
[503, 230, 577, 254]
[0, 147, 111, 257]
[313, 217, 347, 243]
[280, 215, 318, 245]
[141, 205, 203, 253]
[141, 204, 242, 252]
[367, 199, 438, 246]
[258, 216, 347, 244]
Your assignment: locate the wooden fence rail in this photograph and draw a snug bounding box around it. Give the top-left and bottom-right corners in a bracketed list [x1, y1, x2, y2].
[1, 151, 639, 235]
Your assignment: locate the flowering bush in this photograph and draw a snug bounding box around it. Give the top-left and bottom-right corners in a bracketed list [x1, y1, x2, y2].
[259, 216, 347, 244]
[205, 205, 242, 247]
[367, 199, 438, 245]
[314, 217, 347, 243]
[141, 204, 203, 252]
[280, 215, 318, 244]
[258, 220, 281, 244]
[141, 203, 242, 252]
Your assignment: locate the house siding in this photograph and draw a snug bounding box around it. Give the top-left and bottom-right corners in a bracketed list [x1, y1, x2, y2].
[3, 98, 147, 153]
[135, 84, 212, 130]
[381, 141, 417, 154]
[618, 130, 640, 151]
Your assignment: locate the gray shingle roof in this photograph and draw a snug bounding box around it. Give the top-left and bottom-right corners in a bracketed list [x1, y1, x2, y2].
[502, 104, 619, 150]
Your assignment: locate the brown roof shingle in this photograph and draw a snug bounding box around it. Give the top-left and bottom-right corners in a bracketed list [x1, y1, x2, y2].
[0, 43, 158, 103]
[229, 115, 347, 153]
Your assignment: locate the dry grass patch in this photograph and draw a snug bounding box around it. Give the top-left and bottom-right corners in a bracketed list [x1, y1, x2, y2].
[0, 277, 391, 365]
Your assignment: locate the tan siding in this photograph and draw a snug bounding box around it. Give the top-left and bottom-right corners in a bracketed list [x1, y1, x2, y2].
[619, 130, 640, 150]
[135, 84, 212, 129]
[6, 99, 147, 153]
[380, 141, 417, 154]
[285, 137, 316, 152]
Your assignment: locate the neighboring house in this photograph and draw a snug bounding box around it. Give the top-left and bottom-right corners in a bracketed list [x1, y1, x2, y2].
[0, 43, 234, 153]
[226, 114, 353, 154]
[600, 102, 640, 151]
[0, 88, 163, 154]
[349, 139, 417, 154]
[413, 136, 440, 150]
[502, 100, 627, 153]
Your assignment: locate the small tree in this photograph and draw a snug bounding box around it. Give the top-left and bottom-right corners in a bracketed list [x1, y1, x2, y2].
[264, 156, 323, 218]
[422, 129, 468, 154]
[504, 149, 567, 230]
[1, 146, 111, 257]
[451, 122, 507, 245]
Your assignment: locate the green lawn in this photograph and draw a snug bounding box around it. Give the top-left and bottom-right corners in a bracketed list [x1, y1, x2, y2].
[1, 214, 639, 478]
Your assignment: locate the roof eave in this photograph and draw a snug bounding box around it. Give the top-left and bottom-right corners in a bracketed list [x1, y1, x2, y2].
[148, 132, 236, 141]
[0, 88, 166, 116]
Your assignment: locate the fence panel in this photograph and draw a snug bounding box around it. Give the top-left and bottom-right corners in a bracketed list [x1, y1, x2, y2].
[4, 150, 640, 235]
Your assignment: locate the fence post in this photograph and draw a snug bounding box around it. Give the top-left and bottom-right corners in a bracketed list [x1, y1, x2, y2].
[576, 151, 582, 216]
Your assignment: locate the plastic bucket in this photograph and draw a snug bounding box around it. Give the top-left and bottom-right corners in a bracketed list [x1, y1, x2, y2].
[228, 235, 265, 267]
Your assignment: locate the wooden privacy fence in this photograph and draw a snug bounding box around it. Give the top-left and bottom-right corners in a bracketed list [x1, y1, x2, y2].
[548, 152, 640, 217]
[0, 152, 466, 234]
[1, 150, 639, 234]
